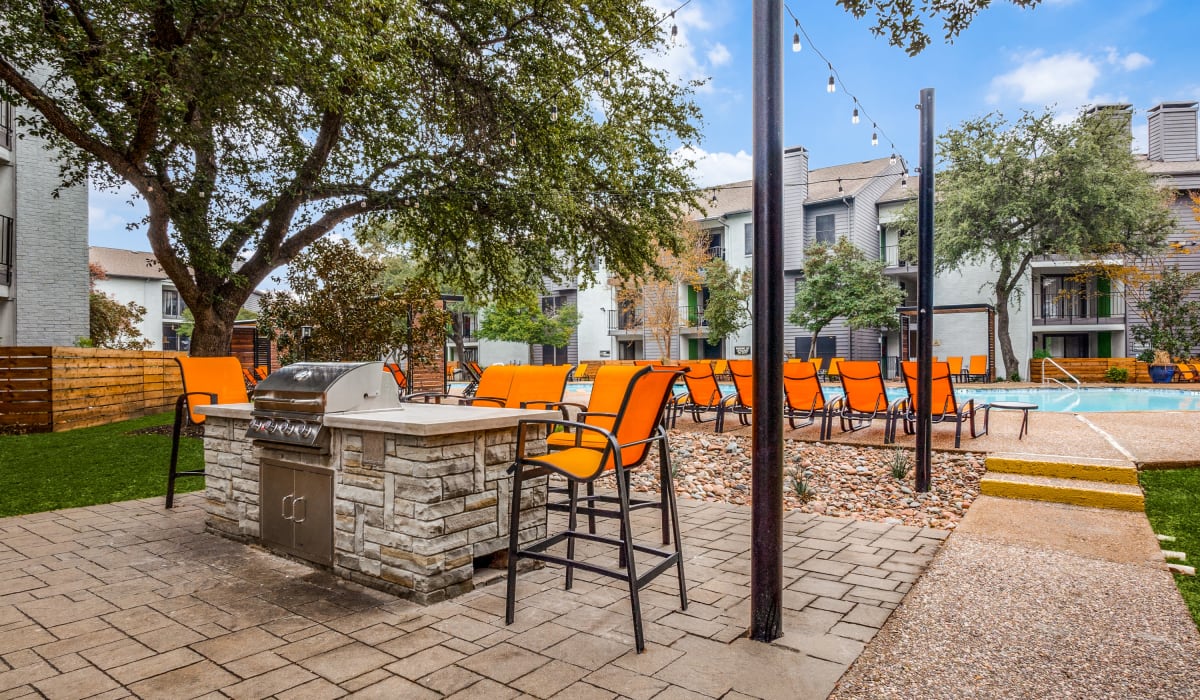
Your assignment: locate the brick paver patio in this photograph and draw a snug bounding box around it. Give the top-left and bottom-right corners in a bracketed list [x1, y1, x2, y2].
[0, 494, 944, 698]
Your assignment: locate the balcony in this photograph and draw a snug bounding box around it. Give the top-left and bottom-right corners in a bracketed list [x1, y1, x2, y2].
[0, 214, 12, 287]
[1032, 292, 1125, 326]
[607, 308, 644, 338]
[678, 306, 709, 336]
[881, 244, 911, 268]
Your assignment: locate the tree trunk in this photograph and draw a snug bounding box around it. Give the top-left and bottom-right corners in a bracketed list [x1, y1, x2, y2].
[188, 306, 239, 357]
[995, 285, 1018, 381]
[806, 328, 823, 361]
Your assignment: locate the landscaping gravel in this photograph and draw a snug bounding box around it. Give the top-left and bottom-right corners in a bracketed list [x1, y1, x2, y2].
[621, 432, 984, 531]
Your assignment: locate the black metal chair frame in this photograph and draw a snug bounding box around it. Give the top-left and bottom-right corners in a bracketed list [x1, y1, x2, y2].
[166, 390, 215, 508]
[505, 370, 686, 653]
[893, 365, 991, 448]
[671, 379, 736, 433]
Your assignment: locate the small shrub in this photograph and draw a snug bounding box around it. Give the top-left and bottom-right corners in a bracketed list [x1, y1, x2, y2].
[890, 448, 911, 480]
[1032, 348, 1051, 359]
[1009, 370, 1021, 382]
[791, 471, 813, 502]
[1136, 348, 1156, 364]
[1104, 366, 1130, 383]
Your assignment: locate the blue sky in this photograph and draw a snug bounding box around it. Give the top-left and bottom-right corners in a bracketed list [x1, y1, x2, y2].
[89, 0, 1200, 250]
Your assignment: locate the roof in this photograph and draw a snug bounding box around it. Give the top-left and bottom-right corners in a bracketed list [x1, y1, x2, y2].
[688, 179, 753, 221]
[1137, 155, 1200, 177]
[88, 247, 169, 280]
[805, 157, 898, 204]
[878, 175, 920, 204]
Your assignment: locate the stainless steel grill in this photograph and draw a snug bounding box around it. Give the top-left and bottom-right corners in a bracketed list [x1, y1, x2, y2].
[246, 362, 401, 448]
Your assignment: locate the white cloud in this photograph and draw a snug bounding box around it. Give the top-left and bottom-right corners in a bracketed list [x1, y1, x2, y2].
[707, 43, 731, 67]
[641, 1, 722, 94]
[988, 51, 1099, 107]
[1120, 52, 1152, 71]
[675, 146, 753, 187]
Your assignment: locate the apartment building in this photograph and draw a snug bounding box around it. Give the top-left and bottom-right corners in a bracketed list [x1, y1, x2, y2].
[0, 88, 90, 346]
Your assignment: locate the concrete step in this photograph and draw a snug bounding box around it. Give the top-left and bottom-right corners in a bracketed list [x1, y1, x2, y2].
[985, 453, 1138, 485]
[979, 472, 1145, 511]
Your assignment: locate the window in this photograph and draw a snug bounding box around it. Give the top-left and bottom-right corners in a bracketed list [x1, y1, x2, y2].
[706, 230, 724, 260]
[162, 288, 184, 319]
[815, 214, 836, 244]
[744, 223, 754, 256]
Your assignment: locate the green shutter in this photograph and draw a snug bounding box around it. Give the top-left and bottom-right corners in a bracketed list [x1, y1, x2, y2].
[1096, 276, 1111, 318]
[688, 338, 698, 360]
[1097, 331, 1111, 359]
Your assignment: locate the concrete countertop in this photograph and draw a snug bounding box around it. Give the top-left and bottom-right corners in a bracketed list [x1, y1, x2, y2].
[197, 402, 560, 436]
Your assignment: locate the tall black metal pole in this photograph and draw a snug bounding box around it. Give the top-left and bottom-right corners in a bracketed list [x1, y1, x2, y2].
[915, 88, 935, 492]
[750, 0, 784, 642]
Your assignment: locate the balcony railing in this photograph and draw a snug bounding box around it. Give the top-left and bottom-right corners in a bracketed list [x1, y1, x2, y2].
[0, 214, 12, 286]
[0, 102, 11, 151]
[881, 244, 910, 268]
[1032, 292, 1125, 325]
[607, 308, 644, 335]
[678, 305, 708, 330]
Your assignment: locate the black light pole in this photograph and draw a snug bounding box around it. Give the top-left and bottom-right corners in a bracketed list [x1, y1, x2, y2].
[915, 88, 935, 492]
[750, 0, 784, 643]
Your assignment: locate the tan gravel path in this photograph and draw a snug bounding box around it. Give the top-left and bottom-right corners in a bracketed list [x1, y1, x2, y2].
[831, 496, 1200, 699]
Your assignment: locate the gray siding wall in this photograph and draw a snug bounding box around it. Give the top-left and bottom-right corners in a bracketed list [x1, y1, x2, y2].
[848, 164, 902, 255]
[782, 147, 808, 273]
[1148, 103, 1198, 163]
[532, 289, 578, 365]
[10, 75, 89, 346]
[1127, 192, 1200, 356]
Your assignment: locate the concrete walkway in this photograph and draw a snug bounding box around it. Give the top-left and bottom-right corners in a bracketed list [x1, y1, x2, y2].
[0, 494, 945, 699]
[832, 496, 1200, 699]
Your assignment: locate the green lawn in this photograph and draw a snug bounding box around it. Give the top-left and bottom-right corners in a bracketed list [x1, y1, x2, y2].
[1140, 468, 1200, 629]
[0, 412, 204, 517]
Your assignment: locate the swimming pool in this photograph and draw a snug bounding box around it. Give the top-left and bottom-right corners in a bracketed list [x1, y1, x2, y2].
[452, 382, 1200, 412]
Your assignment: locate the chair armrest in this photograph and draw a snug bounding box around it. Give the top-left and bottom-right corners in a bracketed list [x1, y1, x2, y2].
[460, 395, 505, 407]
[401, 391, 448, 404]
[514, 418, 622, 479]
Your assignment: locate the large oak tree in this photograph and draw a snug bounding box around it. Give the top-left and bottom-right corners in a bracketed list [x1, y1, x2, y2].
[900, 109, 1175, 378]
[0, 0, 702, 355]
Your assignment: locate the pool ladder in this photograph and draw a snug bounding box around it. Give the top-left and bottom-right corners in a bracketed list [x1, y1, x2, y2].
[1041, 357, 1081, 389]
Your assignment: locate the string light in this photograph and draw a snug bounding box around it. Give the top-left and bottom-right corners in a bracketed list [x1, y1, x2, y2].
[550, 103, 558, 121]
[786, 4, 900, 155]
[670, 11, 677, 42]
[890, 153, 897, 165]
[602, 68, 611, 87]
[837, 177, 843, 193]
[509, 131, 517, 148]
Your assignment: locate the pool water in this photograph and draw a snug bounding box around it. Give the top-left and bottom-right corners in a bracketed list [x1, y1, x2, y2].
[452, 382, 1200, 413]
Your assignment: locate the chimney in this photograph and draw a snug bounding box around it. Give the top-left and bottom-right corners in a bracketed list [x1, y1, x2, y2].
[782, 145, 808, 272]
[1147, 102, 1199, 162]
[1083, 103, 1132, 146]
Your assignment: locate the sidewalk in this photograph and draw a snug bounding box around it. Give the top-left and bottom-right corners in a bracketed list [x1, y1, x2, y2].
[831, 495, 1200, 699]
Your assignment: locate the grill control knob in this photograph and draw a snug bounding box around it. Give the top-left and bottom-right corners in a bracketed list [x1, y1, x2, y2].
[301, 424, 317, 439]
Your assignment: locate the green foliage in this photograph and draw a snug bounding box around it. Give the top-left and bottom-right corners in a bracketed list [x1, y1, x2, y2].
[791, 469, 814, 503]
[257, 239, 449, 365]
[1104, 366, 1130, 383]
[890, 448, 911, 480]
[87, 264, 152, 350]
[788, 238, 905, 359]
[1032, 348, 1051, 359]
[1130, 266, 1200, 362]
[898, 108, 1174, 378]
[1140, 469, 1200, 628]
[837, 0, 1041, 55]
[476, 296, 581, 364]
[0, 1, 701, 354]
[0, 413, 202, 516]
[1137, 348, 1156, 364]
[702, 258, 753, 346]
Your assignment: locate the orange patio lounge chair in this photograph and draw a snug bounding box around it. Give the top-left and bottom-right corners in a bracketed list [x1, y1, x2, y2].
[966, 355, 989, 382]
[829, 360, 899, 438]
[671, 362, 736, 432]
[168, 356, 249, 508]
[254, 365, 269, 381]
[242, 367, 259, 389]
[727, 359, 754, 428]
[505, 366, 687, 653]
[462, 364, 573, 410]
[894, 361, 990, 447]
[383, 362, 408, 394]
[826, 357, 845, 381]
[946, 356, 964, 382]
[783, 361, 832, 437]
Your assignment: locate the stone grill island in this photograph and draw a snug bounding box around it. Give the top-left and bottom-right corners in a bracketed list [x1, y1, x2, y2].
[197, 402, 554, 604]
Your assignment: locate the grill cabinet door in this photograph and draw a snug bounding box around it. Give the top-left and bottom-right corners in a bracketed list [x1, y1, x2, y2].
[291, 469, 333, 565]
[261, 463, 295, 553]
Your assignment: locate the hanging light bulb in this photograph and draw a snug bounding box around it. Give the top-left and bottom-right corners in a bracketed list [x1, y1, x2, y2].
[448, 171, 457, 182]
[837, 178, 843, 193]
[901, 175, 908, 187]
[792, 32, 801, 52]
[477, 154, 485, 166]
[670, 11, 677, 42]
[889, 152, 897, 165]
[509, 131, 517, 147]
[550, 103, 558, 122]
[852, 107, 860, 125]
[602, 68, 611, 87]
[826, 65, 835, 93]
[871, 125, 878, 146]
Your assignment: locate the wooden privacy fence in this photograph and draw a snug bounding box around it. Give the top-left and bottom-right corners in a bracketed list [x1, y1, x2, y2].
[1027, 357, 1161, 383]
[0, 347, 187, 433]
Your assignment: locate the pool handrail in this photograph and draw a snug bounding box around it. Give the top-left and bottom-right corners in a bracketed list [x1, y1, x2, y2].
[1041, 357, 1081, 389]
